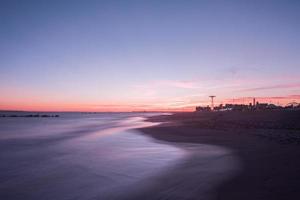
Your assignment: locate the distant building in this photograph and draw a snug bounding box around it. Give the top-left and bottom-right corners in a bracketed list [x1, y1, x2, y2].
[256, 102, 268, 110]
[195, 98, 296, 112]
[195, 105, 211, 112]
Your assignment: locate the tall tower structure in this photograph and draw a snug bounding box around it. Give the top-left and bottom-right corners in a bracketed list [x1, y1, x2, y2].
[209, 96, 216, 111]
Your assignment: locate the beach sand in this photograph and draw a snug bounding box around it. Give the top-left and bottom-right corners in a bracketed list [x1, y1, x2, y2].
[136, 110, 300, 200]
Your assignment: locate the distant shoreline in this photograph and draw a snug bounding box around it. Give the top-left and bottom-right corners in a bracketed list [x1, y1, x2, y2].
[137, 110, 300, 200]
[0, 114, 59, 118]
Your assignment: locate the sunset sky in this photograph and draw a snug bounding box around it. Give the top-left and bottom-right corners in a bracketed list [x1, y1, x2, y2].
[1, 0, 300, 111]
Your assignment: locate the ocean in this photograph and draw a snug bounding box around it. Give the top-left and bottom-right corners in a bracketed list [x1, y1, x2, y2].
[0, 112, 184, 199]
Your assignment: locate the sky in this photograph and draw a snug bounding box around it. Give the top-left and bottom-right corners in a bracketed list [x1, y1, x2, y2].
[0, 0, 300, 111]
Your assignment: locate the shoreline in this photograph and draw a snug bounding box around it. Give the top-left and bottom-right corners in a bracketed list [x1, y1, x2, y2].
[137, 110, 300, 200]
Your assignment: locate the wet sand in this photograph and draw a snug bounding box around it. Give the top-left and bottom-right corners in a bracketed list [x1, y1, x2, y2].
[138, 110, 300, 200]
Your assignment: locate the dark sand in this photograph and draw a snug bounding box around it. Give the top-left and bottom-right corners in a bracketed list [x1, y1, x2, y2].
[137, 110, 300, 200]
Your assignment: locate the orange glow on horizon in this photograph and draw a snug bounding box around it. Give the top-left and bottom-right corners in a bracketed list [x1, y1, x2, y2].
[1, 95, 299, 112]
[0, 101, 194, 112]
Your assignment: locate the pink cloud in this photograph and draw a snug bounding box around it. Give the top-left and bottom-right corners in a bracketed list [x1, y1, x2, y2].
[238, 83, 300, 92]
[133, 79, 201, 91]
[157, 80, 200, 89]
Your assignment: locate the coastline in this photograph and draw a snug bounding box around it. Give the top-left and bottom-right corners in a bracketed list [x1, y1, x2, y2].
[137, 110, 300, 200]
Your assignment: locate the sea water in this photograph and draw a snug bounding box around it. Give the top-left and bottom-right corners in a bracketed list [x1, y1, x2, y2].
[0, 112, 184, 199]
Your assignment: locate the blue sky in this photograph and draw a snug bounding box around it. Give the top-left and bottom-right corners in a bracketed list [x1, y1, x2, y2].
[1, 0, 300, 111]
